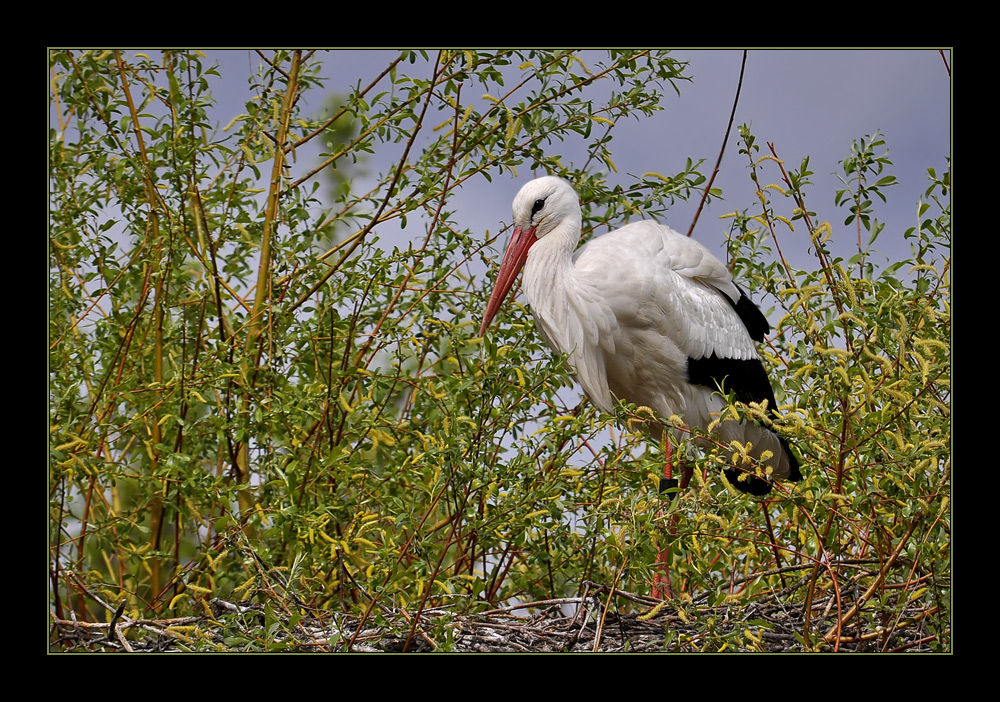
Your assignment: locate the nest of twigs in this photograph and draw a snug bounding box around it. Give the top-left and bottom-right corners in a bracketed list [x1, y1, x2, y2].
[51, 564, 948, 652]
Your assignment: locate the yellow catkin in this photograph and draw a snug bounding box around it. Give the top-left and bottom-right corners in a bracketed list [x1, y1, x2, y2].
[54, 436, 87, 452]
[189, 389, 208, 404]
[222, 114, 247, 132]
[914, 337, 948, 352]
[793, 364, 816, 380]
[514, 367, 525, 388]
[696, 512, 727, 529]
[642, 171, 673, 184]
[169, 593, 186, 610]
[505, 112, 520, 142]
[638, 600, 667, 621]
[729, 440, 749, 462]
[886, 430, 905, 451]
[861, 345, 892, 372]
[163, 627, 195, 644]
[815, 344, 850, 360]
[206, 548, 229, 570]
[774, 214, 794, 231]
[232, 576, 256, 594]
[838, 312, 865, 329]
[813, 221, 833, 243]
[833, 366, 850, 386]
[372, 428, 396, 447]
[754, 154, 783, 167]
[734, 542, 756, 556]
[911, 350, 930, 385]
[338, 392, 353, 414]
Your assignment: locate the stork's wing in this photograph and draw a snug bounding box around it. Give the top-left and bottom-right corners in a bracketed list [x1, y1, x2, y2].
[573, 221, 762, 362]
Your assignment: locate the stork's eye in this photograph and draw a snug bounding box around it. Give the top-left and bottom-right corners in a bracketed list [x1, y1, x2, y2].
[531, 198, 545, 217]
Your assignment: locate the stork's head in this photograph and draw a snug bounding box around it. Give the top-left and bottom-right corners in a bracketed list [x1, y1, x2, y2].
[480, 177, 582, 336]
[510, 176, 581, 239]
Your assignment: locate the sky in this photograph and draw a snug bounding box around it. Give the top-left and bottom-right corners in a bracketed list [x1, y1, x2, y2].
[201, 49, 951, 272]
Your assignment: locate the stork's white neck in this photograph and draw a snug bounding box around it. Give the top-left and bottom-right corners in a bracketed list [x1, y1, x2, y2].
[522, 215, 583, 357]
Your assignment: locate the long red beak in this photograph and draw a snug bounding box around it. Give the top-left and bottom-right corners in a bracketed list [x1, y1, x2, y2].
[480, 226, 538, 336]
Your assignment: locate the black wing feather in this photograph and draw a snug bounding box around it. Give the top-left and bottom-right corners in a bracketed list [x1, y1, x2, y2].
[686, 286, 802, 493]
[722, 285, 770, 343]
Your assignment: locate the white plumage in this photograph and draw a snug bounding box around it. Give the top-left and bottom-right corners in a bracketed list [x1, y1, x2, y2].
[480, 176, 800, 495]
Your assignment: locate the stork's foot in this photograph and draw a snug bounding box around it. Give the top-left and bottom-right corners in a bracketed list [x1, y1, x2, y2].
[723, 468, 773, 496]
[658, 477, 679, 497]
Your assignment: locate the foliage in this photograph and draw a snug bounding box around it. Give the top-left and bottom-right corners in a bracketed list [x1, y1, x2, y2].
[717, 128, 950, 650]
[49, 50, 949, 652]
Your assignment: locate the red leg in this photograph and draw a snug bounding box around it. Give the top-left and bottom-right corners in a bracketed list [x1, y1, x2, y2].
[652, 440, 694, 599]
[652, 442, 675, 599]
[651, 542, 674, 599]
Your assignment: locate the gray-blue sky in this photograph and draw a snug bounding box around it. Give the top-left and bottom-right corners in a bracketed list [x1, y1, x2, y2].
[202, 49, 950, 270]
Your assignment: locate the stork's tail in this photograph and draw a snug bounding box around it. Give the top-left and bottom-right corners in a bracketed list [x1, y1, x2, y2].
[723, 431, 801, 496]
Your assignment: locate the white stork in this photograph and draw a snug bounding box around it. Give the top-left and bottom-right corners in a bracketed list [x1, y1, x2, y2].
[479, 176, 801, 594]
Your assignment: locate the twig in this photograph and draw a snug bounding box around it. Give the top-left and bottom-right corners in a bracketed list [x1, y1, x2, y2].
[106, 600, 127, 641]
[686, 50, 747, 238]
[593, 557, 628, 652]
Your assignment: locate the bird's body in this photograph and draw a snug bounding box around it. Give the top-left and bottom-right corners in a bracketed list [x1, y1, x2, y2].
[481, 176, 800, 495]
